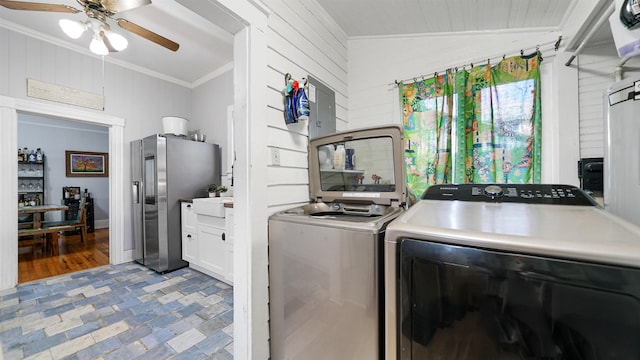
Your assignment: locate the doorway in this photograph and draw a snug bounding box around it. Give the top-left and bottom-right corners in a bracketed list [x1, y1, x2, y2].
[0, 97, 127, 290]
[18, 113, 111, 282]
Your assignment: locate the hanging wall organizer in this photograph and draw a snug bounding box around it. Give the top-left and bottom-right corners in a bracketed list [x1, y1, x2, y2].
[283, 73, 310, 125]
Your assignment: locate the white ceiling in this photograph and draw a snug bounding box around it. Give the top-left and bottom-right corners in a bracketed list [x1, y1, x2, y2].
[315, 0, 577, 37]
[0, 0, 236, 86]
[0, 0, 614, 87]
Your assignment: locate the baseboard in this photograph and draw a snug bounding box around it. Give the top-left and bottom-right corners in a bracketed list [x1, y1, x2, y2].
[95, 219, 109, 229]
[188, 263, 230, 285]
[122, 250, 134, 263]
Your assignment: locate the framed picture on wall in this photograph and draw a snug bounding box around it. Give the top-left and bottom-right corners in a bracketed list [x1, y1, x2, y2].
[65, 150, 109, 177]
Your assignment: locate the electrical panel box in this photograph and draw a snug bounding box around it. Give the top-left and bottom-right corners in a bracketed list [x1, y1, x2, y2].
[307, 76, 336, 139]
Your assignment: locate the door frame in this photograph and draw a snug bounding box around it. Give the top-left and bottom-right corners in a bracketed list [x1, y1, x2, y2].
[0, 97, 126, 287]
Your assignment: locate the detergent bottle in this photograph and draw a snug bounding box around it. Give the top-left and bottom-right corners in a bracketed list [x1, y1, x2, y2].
[333, 144, 346, 170]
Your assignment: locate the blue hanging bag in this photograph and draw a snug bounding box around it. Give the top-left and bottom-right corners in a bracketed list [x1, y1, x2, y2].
[296, 86, 310, 121]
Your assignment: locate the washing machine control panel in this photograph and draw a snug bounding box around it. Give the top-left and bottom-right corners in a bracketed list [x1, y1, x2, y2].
[327, 202, 387, 216]
[422, 184, 598, 206]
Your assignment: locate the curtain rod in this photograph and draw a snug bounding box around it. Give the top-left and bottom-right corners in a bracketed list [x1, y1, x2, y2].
[392, 36, 562, 86]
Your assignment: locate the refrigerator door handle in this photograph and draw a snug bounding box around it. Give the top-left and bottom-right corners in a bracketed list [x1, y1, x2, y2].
[132, 181, 140, 204]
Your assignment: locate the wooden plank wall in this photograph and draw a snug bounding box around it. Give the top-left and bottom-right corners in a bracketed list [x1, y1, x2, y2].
[0, 28, 192, 142]
[262, 0, 349, 213]
[577, 42, 640, 159]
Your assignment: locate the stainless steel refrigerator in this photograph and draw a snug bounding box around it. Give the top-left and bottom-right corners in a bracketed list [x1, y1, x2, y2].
[605, 75, 640, 227]
[131, 134, 221, 273]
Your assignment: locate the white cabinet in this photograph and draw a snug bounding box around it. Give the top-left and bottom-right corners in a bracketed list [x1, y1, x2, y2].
[197, 220, 226, 276]
[181, 200, 234, 285]
[181, 202, 197, 264]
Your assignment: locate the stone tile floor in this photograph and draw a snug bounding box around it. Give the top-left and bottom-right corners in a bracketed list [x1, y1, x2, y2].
[0, 263, 233, 359]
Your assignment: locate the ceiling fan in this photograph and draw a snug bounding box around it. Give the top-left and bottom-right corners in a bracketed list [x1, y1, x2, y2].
[0, 0, 179, 55]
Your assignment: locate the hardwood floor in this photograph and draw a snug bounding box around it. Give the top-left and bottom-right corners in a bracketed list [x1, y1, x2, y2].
[18, 228, 109, 283]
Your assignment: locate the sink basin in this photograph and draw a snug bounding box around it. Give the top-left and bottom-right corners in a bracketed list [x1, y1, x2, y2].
[192, 197, 232, 217]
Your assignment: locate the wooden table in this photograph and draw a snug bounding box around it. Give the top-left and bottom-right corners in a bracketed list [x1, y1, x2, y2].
[19, 204, 68, 230]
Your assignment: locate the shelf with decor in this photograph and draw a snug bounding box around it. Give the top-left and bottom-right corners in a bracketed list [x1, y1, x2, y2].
[18, 150, 45, 225]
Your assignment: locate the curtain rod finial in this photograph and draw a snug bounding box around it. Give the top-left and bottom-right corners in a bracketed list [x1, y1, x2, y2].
[554, 36, 562, 51]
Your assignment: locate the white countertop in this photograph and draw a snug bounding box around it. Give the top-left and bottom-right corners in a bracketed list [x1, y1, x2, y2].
[192, 197, 233, 217]
[385, 199, 640, 268]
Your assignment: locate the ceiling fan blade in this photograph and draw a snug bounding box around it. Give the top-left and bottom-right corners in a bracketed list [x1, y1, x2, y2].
[100, 0, 149, 13]
[0, 0, 80, 13]
[116, 18, 179, 52]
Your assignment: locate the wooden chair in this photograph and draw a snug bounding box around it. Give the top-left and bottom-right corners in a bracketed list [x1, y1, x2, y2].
[45, 196, 87, 238]
[29, 196, 87, 255]
[17, 233, 47, 257]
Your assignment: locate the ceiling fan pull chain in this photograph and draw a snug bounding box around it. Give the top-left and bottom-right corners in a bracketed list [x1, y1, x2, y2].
[101, 54, 105, 101]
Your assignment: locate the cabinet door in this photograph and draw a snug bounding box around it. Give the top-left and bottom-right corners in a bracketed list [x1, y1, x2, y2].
[198, 225, 225, 278]
[182, 231, 197, 263]
[181, 202, 197, 231]
[181, 202, 198, 263]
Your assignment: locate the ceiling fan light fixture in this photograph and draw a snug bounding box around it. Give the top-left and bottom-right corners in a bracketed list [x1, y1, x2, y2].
[104, 30, 128, 51]
[59, 19, 86, 39]
[89, 35, 109, 56]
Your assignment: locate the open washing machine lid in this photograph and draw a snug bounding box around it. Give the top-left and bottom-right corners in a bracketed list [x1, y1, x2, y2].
[308, 125, 405, 207]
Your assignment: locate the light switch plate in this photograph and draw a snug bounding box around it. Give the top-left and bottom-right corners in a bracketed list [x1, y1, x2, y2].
[271, 148, 280, 166]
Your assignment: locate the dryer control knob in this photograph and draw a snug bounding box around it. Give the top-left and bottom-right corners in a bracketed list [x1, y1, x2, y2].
[483, 185, 504, 200]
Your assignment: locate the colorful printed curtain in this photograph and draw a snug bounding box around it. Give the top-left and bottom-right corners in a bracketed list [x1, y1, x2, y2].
[401, 52, 542, 197]
[401, 72, 455, 198]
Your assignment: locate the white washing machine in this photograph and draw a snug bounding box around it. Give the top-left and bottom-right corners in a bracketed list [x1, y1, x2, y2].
[384, 184, 640, 360]
[269, 126, 406, 359]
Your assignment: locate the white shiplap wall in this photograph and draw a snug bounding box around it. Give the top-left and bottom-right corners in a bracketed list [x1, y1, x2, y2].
[347, 31, 563, 129]
[0, 29, 193, 141]
[262, 0, 348, 213]
[577, 41, 640, 159]
[0, 30, 192, 143]
[190, 69, 234, 179]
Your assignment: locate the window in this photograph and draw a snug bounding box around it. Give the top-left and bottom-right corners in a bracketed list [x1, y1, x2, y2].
[401, 53, 542, 198]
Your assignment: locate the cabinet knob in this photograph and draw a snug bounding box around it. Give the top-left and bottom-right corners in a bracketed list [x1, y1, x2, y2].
[186, 204, 191, 208]
[187, 234, 192, 238]
[222, 232, 226, 241]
